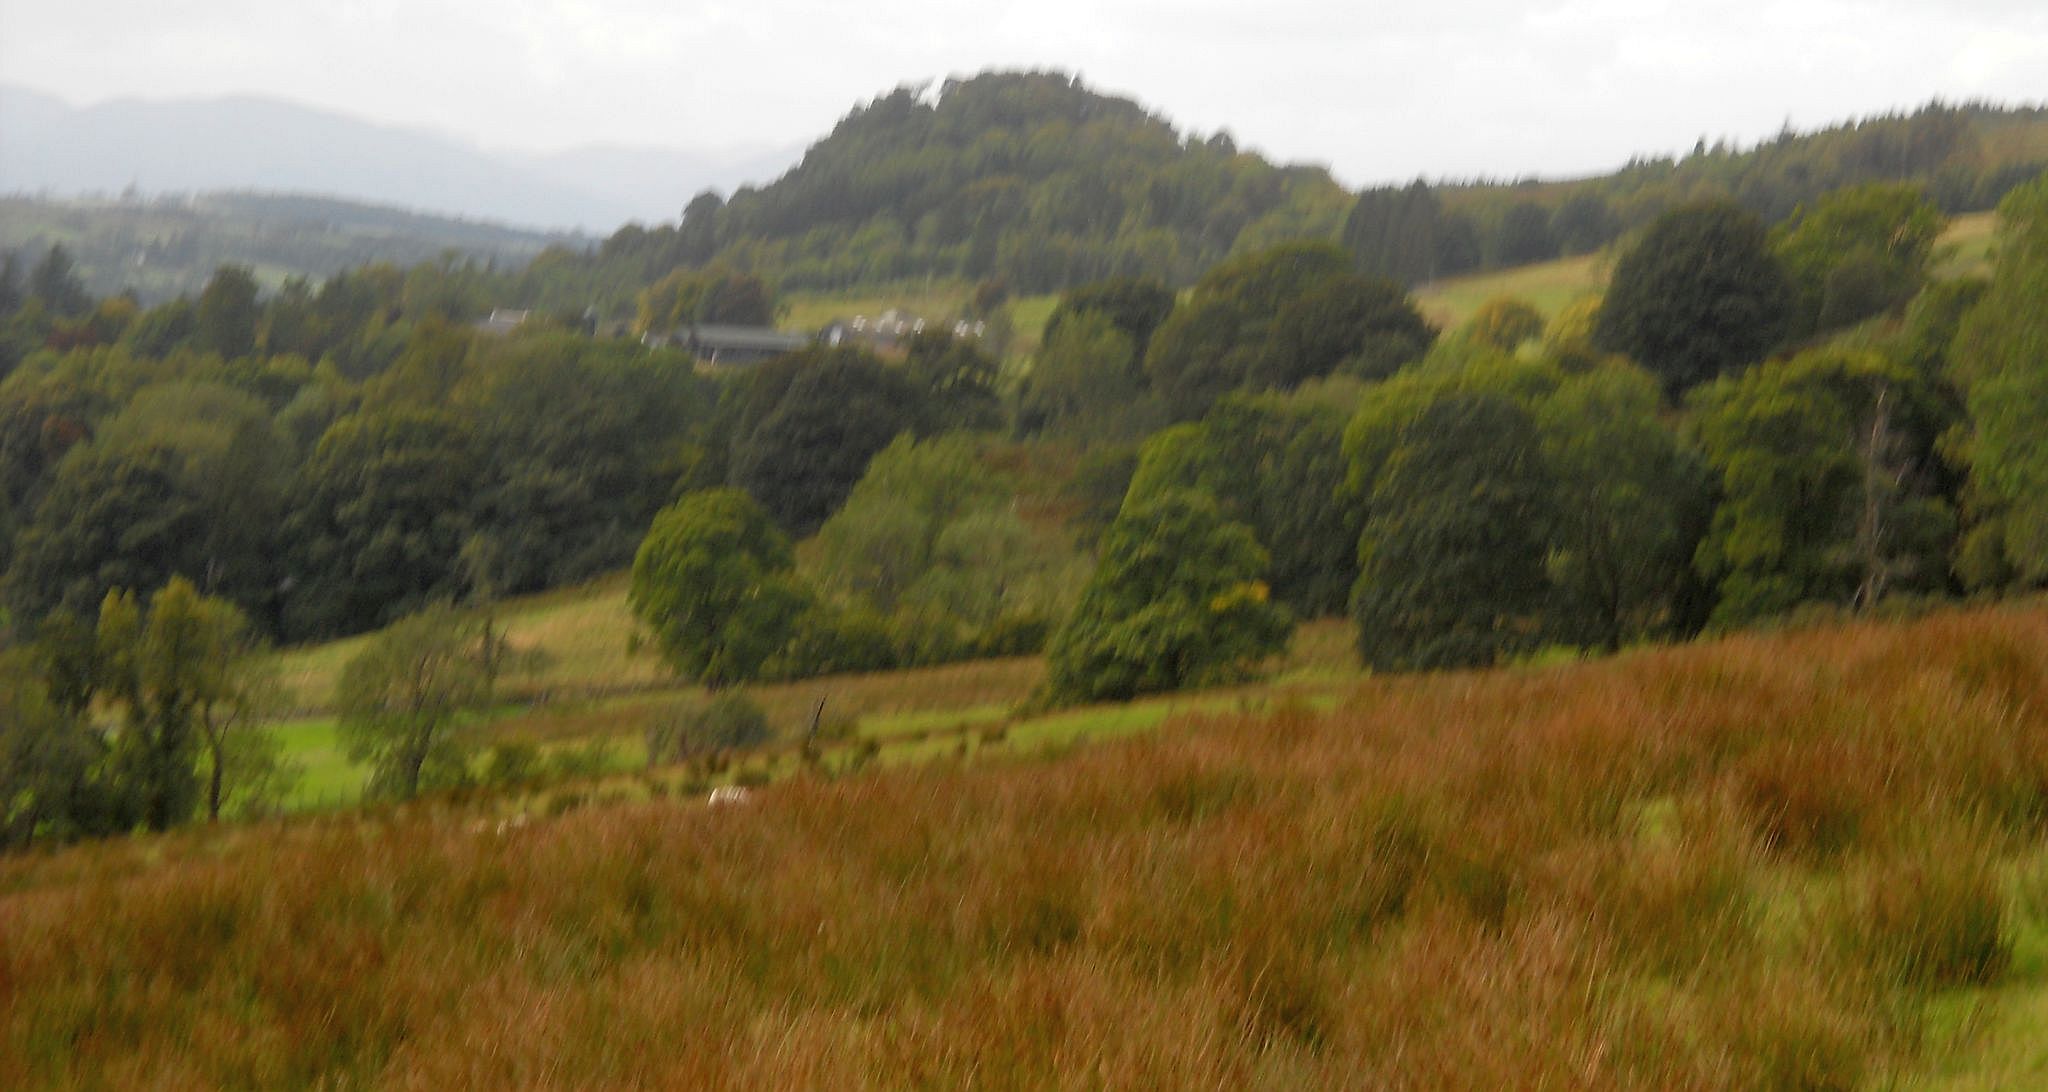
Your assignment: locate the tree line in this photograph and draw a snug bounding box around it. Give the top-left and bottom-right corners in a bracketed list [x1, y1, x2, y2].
[6, 168, 2048, 850]
[1345, 102, 2047, 286]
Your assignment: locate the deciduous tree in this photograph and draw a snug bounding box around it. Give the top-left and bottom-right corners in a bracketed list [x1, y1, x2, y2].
[1145, 242, 1430, 417]
[630, 489, 809, 688]
[1772, 183, 1943, 336]
[1690, 348, 1953, 625]
[1347, 387, 1557, 671]
[1041, 489, 1289, 704]
[1015, 310, 1149, 440]
[91, 577, 265, 830]
[1125, 391, 1361, 616]
[1594, 201, 1793, 398]
[0, 649, 108, 850]
[1950, 173, 2048, 584]
[336, 602, 492, 801]
[728, 347, 928, 535]
[1536, 362, 1712, 649]
[194, 265, 261, 359]
[281, 408, 481, 639]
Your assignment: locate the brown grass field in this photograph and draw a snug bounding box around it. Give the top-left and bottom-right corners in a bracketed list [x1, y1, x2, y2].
[10, 604, 2048, 1087]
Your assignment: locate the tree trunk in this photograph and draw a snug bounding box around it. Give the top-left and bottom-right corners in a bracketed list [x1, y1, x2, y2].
[208, 742, 225, 822]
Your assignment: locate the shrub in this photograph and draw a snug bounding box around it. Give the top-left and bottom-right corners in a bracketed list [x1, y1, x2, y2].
[973, 611, 1051, 657]
[480, 741, 543, 788]
[645, 693, 773, 767]
[770, 603, 897, 680]
[548, 738, 619, 779]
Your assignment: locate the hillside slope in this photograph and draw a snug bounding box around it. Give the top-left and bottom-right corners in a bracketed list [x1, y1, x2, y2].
[9, 604, 2048, 1087]
[1405, 208, 1999, 328]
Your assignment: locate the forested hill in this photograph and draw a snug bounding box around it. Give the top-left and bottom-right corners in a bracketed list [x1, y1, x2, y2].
[1347, 101, 2048, 285]
[519, 82, 2048, 320]
[522, 71, 1354, 301]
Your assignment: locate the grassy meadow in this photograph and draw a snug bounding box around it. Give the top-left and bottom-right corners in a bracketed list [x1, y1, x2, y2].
[1413, 252, 1611, 326]
[10, 603, 2048, 1086]
[1935, 211, 2000, 280]
[267, 572, 1360, 813]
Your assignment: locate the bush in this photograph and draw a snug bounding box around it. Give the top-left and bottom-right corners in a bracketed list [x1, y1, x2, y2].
[480, 741, 543, 788]
[771, 603, 897, 680]
[974, 612, 1052, 658]
[548, 738, 619, 780]
[645, 693, 773, 767]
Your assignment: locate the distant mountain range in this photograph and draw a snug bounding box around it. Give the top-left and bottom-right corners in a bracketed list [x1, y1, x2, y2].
[0, 84, 798, 232]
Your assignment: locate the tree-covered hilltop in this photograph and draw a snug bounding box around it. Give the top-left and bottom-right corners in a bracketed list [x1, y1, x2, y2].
[517, 71, 1355, 307]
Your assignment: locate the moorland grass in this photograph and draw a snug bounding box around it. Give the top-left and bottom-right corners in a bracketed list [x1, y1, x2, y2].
[10, 605, 2048, 1086]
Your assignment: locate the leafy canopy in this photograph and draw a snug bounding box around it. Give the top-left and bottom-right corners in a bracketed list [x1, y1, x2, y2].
[336, 602, 493, 801]
[1347, 383, 1557, 672]
[1689, 347, 1953, 626]
[1952, 172, 2048, 583]
[629, 488, 809, 688]
[1042, 489, 1290, 705]
[1594, 200, 1793, 398]
[1772, 183, 1944, 335]
[1144, 241, 1433, 418]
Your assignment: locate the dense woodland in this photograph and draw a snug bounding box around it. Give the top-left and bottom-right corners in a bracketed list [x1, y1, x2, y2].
[1346, 100, 2048, 285]
[3, 73, 2048, 851]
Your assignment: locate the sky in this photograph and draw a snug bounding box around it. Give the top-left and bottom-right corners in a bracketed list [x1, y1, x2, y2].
[4, 0, 2046, 188]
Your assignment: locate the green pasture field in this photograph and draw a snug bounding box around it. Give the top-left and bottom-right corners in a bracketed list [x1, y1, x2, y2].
[1414, 253, 1610, 327]
[264, 569, 1358, 816]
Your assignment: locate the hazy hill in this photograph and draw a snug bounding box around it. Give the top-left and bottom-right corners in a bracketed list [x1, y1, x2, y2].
[0, 84, 794, 232]
[0, 191, 575, 303]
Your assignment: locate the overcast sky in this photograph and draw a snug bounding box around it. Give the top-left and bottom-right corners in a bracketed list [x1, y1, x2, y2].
[5, 0, 2045, 188]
